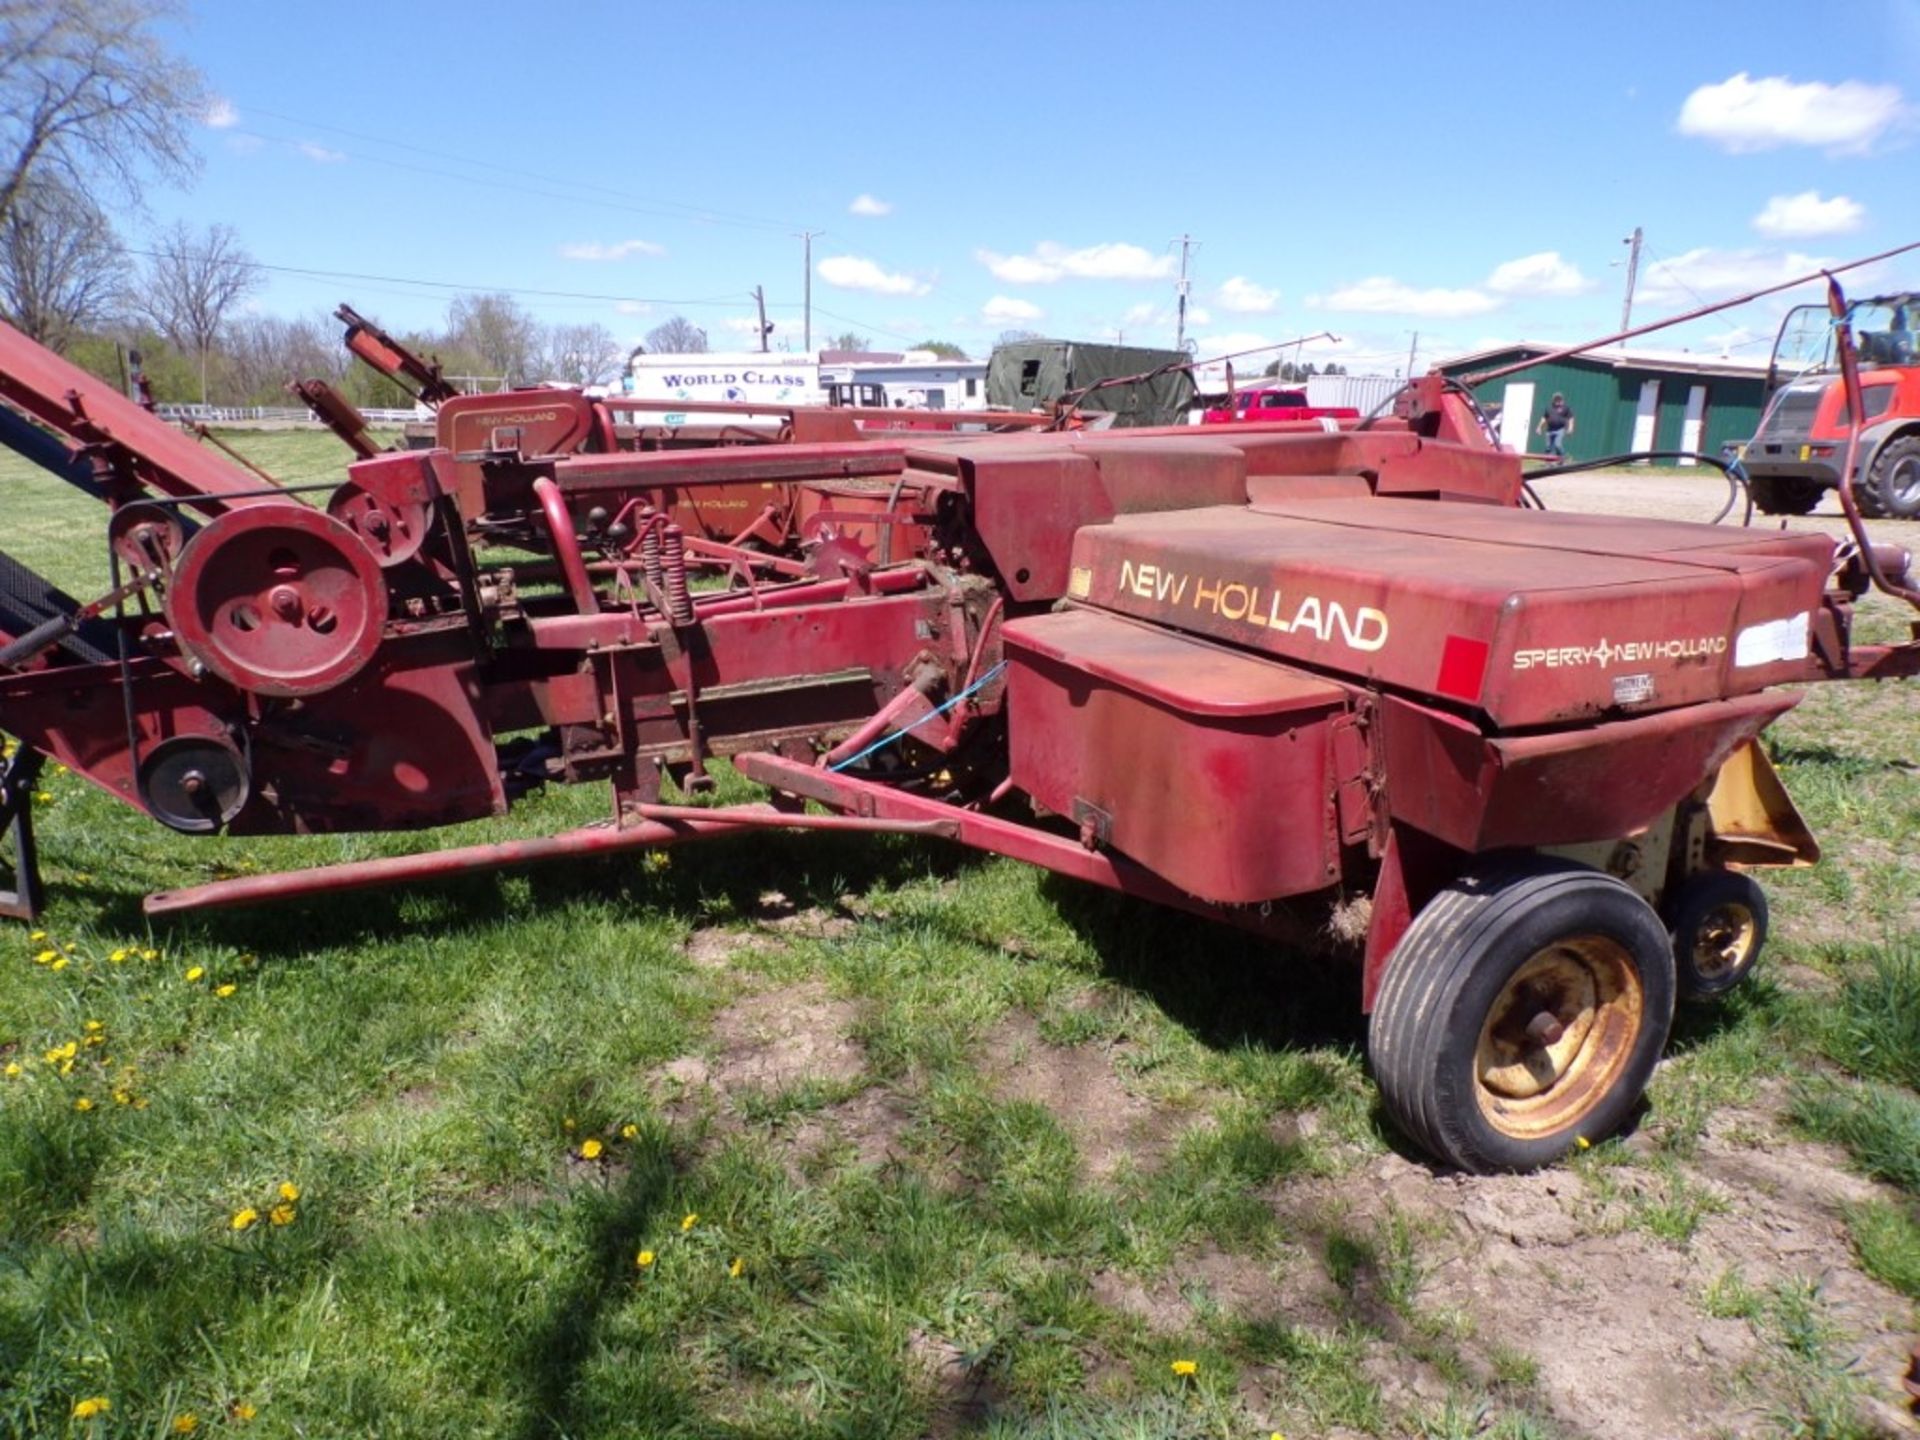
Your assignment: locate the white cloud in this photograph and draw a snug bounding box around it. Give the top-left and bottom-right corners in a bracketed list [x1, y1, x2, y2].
[975, 241, 1176, 284]
[297, 141, 345, 164]
[1216, 276, 1279, 313]
[849, 193, 892, 217]
[1311, 276, 1500, 318]
[817, 254, 929, 297]
[1677, 72, 1906, 153]
[982, 295, 1043, 323]
[1634, 247, 1833, 307]
[613, 300, 653, 316]
[559, 239, 667, 261]
[1752, 190, 1865, 237]
[204, 98, 238, 129]
[1485, 251, 1593, 297]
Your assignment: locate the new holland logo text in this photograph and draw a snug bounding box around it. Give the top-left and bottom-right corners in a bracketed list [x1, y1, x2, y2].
[1512, 635, 1728, 670]
[1118, 560, 1388, 653]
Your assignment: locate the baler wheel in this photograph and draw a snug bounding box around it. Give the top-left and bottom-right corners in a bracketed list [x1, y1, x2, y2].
[1369, 857, 1675, 1173]
[1666, 870, 1768, 1001]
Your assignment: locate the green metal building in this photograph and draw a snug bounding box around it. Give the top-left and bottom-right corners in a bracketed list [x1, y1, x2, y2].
[1438, 344, 1769, 464]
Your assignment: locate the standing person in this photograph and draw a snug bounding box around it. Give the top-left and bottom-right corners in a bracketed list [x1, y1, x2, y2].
[1537, 392, 1575, 458]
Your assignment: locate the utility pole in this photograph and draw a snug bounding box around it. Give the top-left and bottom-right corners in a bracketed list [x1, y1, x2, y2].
[1171, 234, 1199, 352]
[753, 285, 770, 352]
[796, 230, 823, 352]
[1405, 330, 1419, 378]
[1621, 226, 1643, 332]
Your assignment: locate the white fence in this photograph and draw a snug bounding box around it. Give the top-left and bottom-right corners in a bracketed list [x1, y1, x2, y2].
[155, 403, 423, 426]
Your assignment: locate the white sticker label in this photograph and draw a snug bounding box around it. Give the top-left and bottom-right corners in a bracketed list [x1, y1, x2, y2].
[1612, 673, 1655, 705]
[1733, 612, 1811, 668]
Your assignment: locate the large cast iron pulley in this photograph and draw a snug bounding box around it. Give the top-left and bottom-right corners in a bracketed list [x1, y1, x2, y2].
[165, 505, 388, 698]
[137, 734, 251, 833]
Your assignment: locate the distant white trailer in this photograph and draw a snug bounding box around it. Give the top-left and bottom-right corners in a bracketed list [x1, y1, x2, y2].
[821, 357, 989, 412]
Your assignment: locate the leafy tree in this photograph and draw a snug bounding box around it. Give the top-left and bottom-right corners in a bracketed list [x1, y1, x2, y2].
[0, 177, 122, 350]
[824, 330, 870, 353]
[222, 312, 338, 405]
[136, 221, 259, 402]
[643, 315, 708, 354]
[0, 0, 206, 226]
[915, 339, 968, 359]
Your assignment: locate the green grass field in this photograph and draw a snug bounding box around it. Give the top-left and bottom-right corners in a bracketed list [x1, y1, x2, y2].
[2, 433, 1917, 1439]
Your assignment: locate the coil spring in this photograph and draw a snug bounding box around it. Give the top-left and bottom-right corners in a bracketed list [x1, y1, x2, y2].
[639, 507, 664, 596]
[661, 523, 693, 625]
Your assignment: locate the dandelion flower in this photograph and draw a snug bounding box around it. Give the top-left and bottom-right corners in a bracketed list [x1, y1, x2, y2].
[71, 1396, 111, 1418]
[729, 1256, 744, 1279]
[4, 1062, 20, 1078]
[109, 948, 129, 963]
[215, 984, 237, 998]
[681, 1212, 698, 1232]
[230, 1402, 257, 1422]
[142, 948, 158, 961]
[173, 1415, 200, 1434]
[620, 1123, 639, 1140]
[1575, 1136, 1591, 1150]
[635, 1249, 655, 1268]
[184, 966, 204, 983]
[1170, 1359, 1198, 1377]
[268, 1204, 296, 1227]
[50, 956, 67, 971]
[112, 1089, 131, 1105]
[579, 1138, 604, 1160]
[279, 1181, 300, 1202]
[31, 790, 49, 804]
[29, 929, 46, 941]
[34, 949, 55, 964]
[83, 1019, 103, 1033]
[73, 1097, 94, 1112]
[230, 1207, 259, 1232]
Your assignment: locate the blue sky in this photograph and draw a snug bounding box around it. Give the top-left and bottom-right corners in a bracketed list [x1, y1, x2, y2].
[150, 0, 1920, 374]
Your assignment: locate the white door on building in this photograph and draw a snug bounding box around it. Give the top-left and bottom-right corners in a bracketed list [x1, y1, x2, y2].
[1678, 384, 1707, 464]
[1499, 382, 1534, 452]
[1631, 379, 1661, 454]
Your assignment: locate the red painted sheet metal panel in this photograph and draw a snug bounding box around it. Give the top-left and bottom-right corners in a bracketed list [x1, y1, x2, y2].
[1067, 500, 1829, 729]
[1004, 609, 1347, 904]
[1377, 690, 1798, 852]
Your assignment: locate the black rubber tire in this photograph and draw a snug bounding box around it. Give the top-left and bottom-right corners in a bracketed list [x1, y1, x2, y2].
[1861, 436, 1920, 521]
[1666, 870, 1768, 1001]
[1369, 856, 1676, 1174]
[1748, 474, 1823, 517]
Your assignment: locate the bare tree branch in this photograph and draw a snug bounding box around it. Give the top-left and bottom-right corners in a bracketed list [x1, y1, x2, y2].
[546, 321, 623, 386]
[0, 0, 206, 226]
[0, 175, 123, 349]
[643, 315, 708, 354]
[137, 221, 259, 401]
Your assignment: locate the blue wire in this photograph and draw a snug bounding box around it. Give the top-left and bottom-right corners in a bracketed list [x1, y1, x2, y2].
[829, 662, 1008, 773]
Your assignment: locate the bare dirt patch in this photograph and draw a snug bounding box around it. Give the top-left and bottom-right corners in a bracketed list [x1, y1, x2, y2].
[703, 979, 866, 1094]
[980, 1011, 1174, 1178]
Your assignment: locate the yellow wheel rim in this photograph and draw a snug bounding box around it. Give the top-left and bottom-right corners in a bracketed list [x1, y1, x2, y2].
[1690, 902, 1758, 983]
[1474, 937, 1645, 1141]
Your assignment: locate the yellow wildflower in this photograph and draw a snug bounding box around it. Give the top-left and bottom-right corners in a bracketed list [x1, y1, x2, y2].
[44, 1041, 75, 1063]
[1170, 1359, 1198, 1377]
[50, 956, 67, 971]
[729, 1256, 744, 1279]
[83, 1035, 103, 1048]
[31, 790, 49, 804]
[279, 1181, 300, 1202]
[109, 948, 129, 963]
[563, 1116, 575, 1131]
[4, 1062, 21, 1078]
[579, 1138, 604, 1160]
[33, 949, 55, 964]
[230, 1402, 257, 1422]
[1575, 1135, 1591, 1150]
[112, 1089, 131, 1105]
[620, 1123, 639, 1140]
[83, 1019, 103, 1034]
[71, 1396, 111, 1418]
[52, 763, 67, 776]
[172, 1415, 200, 1434]
[29, 929, 46, 941]
[635, 1249, 655, 1269]
[141, 948, 158, 961]
[73, 1097, 93, 1112]
[215, 984, 237, 998]
[58, 1059, 74, 1075]
[268, 1204, 296, 1227]
[680, 1212, 698, 1232]
[230, 1207, 259, 1232]
[184, 966, 204, 983]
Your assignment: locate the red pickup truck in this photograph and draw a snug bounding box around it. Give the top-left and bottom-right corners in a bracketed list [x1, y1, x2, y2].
[1201, 385, 1360, 425]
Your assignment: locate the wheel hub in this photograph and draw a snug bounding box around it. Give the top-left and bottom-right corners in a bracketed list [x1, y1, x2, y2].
[1691, 901, 1757, 982]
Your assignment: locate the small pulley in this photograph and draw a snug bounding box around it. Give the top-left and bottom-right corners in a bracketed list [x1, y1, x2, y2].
[328, 479, 433, 567]
[137, 734, 250, 833]
[108, 501, 188, 576]
[165, 505, 388, 698]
